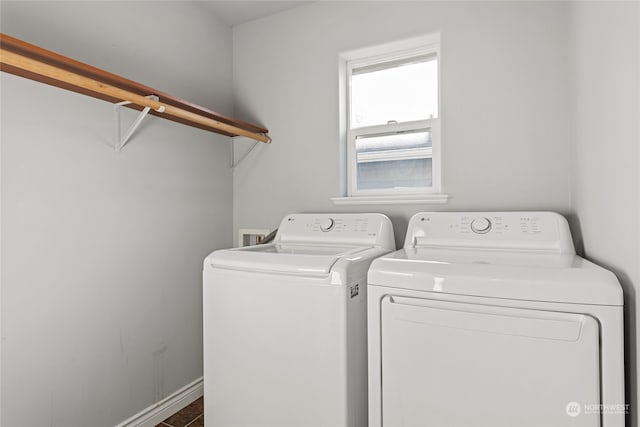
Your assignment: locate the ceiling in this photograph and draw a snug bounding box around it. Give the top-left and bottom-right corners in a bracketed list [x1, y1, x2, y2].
[202, 1, 313, 27]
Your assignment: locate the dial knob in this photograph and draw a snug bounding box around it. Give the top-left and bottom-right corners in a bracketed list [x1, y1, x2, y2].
[320, 218, 335, 232]
[471, 217, 492, 234]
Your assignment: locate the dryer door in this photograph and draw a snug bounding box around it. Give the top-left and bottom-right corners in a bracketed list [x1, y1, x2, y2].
[381, 296, 601, 427]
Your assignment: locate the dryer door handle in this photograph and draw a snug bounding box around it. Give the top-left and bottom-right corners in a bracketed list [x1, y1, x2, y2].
[384, 295, 592, 342]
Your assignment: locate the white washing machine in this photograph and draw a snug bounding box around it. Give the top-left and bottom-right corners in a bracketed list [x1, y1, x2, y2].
[368, 211, 625, 427]
[203, 213, 395, 427]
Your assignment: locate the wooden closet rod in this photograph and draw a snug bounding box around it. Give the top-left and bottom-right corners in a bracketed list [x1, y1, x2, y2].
[0, 34, 270, 144]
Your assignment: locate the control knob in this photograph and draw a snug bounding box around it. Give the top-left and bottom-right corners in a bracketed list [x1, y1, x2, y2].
[320, 218, 335, 232]
[471, 217, 492, 234]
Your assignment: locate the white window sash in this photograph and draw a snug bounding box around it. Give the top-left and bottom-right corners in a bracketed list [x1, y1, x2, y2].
[347, 119, 440, 197]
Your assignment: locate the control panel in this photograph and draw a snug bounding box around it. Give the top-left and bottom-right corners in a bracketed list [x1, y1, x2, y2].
[406, 212, 575, 253]
[275, 213, 395, 251]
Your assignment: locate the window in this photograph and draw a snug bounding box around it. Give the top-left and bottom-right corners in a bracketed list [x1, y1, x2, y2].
[337, 34, 446, 204]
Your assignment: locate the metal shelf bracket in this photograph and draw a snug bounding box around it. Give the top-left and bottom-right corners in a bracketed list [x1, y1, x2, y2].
[114, 95, 164, 151]
[231, 136, 261, 169]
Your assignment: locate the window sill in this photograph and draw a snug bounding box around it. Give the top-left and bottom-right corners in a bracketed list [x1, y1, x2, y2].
[330, 193, 450, 206]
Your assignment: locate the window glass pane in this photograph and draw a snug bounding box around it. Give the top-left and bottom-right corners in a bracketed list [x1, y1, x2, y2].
[357, 158, 433, 190]
[351, 57, 438, 128]
[355, 130, 432, 190]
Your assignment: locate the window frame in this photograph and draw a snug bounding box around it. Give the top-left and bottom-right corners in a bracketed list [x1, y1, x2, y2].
[341, 34, 444, 201]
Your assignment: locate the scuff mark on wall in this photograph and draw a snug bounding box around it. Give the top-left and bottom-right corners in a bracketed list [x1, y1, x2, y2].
[153, 345, 167, 401]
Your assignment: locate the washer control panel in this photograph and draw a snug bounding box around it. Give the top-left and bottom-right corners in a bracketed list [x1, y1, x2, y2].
[276, 213, 396, 250]
[406, 212, 574, 253]
[300, 216, 375, 235]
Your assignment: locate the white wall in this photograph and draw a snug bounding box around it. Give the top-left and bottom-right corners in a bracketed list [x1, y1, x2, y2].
[231, 1, 572, 247]
[569, 2, 640, 425]
[0, 2, 233, 426]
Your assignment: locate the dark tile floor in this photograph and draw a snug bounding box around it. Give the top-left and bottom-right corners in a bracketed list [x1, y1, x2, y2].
[156, 396, 204, 427]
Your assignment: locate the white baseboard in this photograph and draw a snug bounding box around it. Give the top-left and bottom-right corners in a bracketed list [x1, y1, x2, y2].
[115, 377, 203, 427]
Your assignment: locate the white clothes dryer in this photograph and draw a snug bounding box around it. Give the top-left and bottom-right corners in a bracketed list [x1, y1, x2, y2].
[368, 212, 625, 427]
[204, 213, 395, 427]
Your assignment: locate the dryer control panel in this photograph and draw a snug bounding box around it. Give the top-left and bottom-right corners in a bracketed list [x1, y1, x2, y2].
[406, 212, 575, 254]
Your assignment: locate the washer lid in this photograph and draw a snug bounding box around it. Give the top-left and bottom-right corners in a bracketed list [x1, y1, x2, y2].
[368, 247, 623, 306]
[208, 243, 373, 276]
